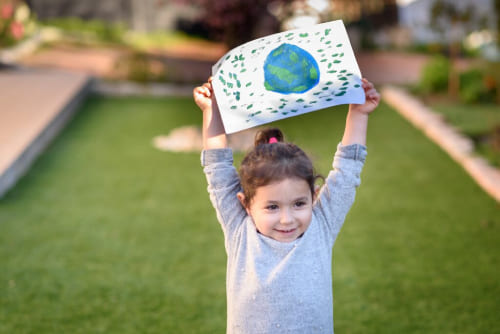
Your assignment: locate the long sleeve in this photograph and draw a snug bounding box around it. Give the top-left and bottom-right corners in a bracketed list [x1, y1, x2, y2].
[313, 143, 367, 246]
[201, 148, 247, 252]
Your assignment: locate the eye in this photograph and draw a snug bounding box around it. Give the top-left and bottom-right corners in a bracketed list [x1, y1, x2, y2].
[266, 204, 279, 211]
[294, 201, 307, 208]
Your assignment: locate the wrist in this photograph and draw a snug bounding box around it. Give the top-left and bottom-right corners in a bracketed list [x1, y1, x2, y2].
[347, 108, 370, 120]
[202, 107, 227, 149]
[342, 108, 369, 146]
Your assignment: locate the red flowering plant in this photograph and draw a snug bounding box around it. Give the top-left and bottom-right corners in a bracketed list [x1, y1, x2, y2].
[0, 0, 33, 48]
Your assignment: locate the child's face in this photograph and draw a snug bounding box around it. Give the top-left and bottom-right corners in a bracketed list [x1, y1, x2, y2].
[243, 178, 313, 243]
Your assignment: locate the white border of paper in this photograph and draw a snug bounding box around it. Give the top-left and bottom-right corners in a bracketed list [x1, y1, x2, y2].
[212, 20, 364, 134]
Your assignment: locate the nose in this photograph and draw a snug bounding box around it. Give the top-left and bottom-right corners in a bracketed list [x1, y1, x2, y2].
[280, 208, 293, 225]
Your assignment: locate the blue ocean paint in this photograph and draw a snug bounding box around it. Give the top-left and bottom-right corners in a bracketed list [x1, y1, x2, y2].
[263, 43, 320, 94]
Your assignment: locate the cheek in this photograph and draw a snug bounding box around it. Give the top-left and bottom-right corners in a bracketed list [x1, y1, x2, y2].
[299, 209, 313, 224]
[252, 212, 278, 229]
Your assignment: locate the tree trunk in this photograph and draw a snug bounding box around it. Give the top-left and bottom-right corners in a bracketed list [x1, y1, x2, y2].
[448, 40, 460, 100]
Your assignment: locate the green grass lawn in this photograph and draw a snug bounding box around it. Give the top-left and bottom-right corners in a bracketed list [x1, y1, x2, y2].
[0, 96, 498, 333]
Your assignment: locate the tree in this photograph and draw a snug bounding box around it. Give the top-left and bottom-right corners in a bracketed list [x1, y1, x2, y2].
[430, 0, 490, 98]
[184, 0, 295, 48]
[185, 0, 395, 48]
[495, 0, 500, 48]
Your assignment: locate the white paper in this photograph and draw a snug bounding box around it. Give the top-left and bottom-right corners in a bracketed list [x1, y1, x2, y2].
[211, 20, 365, 134]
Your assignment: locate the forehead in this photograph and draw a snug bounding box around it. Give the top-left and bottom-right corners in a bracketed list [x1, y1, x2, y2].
[253, 178, 311, 201]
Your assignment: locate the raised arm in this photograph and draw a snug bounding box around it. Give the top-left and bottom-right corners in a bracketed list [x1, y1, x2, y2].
[193, 78, 227, 150]
[341, 79, 380, 146]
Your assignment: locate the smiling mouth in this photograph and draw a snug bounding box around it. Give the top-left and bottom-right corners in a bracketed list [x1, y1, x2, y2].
[276, 228, 296, 234]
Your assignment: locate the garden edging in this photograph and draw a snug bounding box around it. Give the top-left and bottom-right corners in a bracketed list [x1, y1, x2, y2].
[382, 86, 500, 203]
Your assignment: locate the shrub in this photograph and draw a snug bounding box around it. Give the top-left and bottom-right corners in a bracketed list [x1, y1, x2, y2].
[0, 2, 33, 48]
[41, 18, 126, 45]
[459, 68, 497, 104]
[419, 54, 450, 94]
[114, 52, 168, 83]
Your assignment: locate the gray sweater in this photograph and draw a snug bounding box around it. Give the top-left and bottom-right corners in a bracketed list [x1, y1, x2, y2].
[201, 143, 366, 334]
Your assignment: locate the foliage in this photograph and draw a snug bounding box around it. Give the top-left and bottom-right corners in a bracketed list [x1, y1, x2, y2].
[0, 1, 34, 48]
[430, 0, 490, 43]
[431, 102, 500, 136]
[476, 127, 500, 167]
[432, 102, 500, 166]
[40, 17, 126, 45]
[495, 0, 500, 47]
[417, 57, 499, 165]
[113, 51, 168, 83]
[418, 54, 450, 94]
[176, 0, 293, 48]
[418, 57, 500, 104]
[429, 0, 493, 98]
[181, 0, 394, 48]
[0, 97, 499, 333]
[124, 30, 203, 51]
[487, 60, 500, 104]
[459, 68, 497, 104]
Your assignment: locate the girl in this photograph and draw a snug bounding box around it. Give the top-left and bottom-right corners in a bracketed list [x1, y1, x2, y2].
[194, 78, 380, 333]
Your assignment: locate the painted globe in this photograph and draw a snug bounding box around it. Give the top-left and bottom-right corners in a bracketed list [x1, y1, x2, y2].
[263, 43, 320, 94]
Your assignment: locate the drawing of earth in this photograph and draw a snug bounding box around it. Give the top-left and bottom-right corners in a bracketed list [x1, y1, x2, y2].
[263, 43, 320, 94]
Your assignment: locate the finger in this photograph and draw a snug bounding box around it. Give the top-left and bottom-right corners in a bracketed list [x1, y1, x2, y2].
[363, 81, 374, 91]
[368, 91, 380, 103]
[202, 83, 213, 96]
[193, 86, 202, 97]
[367, 89, 379, 98]
[193, 86, 211, 98]
[198, 85, 211, 97]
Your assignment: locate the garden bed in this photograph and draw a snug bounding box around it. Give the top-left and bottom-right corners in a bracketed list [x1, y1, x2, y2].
[430, 101, 500, 167]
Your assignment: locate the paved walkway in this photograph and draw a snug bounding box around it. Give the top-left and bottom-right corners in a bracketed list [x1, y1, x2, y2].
[0, 66, 92, 197]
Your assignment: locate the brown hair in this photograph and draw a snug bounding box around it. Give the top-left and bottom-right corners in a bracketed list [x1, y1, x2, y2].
[238, 128, 321, 207]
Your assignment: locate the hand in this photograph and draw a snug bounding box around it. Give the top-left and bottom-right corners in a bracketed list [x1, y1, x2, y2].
[349, 78, 380, 115]
[193, 77, 215, 113]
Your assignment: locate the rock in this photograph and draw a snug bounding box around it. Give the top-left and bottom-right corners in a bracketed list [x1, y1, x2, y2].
[153, 125, 258, 152]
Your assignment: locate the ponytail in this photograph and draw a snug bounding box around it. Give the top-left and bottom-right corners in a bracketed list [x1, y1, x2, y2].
[254, 128, 284, 146]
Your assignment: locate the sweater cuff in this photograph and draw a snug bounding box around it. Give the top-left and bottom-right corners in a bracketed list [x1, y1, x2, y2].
[335, 143, 367, 162]
[201, 148, 233, 166]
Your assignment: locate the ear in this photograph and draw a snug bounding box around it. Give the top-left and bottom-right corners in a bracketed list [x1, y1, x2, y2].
[237, 192, 251, 215]
[313, 185, 320, 201]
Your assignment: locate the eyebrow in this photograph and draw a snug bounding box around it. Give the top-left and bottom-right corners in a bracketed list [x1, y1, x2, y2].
[266, 196, 310, 204]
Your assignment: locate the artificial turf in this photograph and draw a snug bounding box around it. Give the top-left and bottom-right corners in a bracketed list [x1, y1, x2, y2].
[0, 95, 498, 333]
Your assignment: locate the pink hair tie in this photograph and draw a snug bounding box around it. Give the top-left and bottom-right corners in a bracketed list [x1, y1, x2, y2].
[268, 137, 278, 144]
